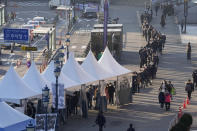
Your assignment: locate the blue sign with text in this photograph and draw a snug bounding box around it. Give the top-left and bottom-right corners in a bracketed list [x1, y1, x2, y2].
[3, 28, 29, 43]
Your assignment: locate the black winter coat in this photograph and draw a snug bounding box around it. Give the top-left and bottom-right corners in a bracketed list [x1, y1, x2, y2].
[158, 92, 165, 103]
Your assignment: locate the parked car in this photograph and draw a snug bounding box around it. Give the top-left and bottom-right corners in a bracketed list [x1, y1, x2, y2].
[83, 7, 98, 19]
[21, 24, 35, 32]
[27, 20, 40, 28]
[33, 17, 46, 24]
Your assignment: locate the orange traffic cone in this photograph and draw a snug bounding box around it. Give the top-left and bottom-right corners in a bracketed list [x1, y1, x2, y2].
[183, 100, 186, 109]
[187, 97, 190, 105]
[178, 106, 182, 119]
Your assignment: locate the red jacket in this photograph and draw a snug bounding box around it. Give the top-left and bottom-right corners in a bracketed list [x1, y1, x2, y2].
[165, 94, 171, 103]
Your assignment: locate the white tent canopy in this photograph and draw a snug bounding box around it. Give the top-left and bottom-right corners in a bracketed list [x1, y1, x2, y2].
[98, 47, 131, 76]
[81, 50, 114, 80]
[23, 61, 48, 94]
[0, 66, 39, 99]
[41, 60, 79, 89]
[61, 52, 97, 84]
[0, 101, 32, 131]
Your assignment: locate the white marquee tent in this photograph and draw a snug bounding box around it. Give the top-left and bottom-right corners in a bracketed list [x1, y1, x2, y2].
[81, 50, 114, 80]
[0, 66, 39, 100]
[41, 60, 79, 89]
[0, 101, 32, 131]
[23, 61, 48, 94]
[61, 53, 97, 84]
[98, 47, 131, 76]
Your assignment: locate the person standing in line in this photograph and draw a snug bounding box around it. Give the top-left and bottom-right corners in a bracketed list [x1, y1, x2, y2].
[95, 111, 106, 131]
[185, 79, 194, 100]
[187, 42, 191, 60]
[127, 123, 135, 131]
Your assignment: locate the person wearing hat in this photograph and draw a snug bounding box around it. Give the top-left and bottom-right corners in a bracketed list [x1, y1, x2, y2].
[185, 79, 194, 100]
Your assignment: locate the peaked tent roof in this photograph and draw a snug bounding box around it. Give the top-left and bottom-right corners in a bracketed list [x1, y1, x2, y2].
[98, 47, 131, 76]
[0, 101, 32, 130]
[61, 52, 97, 84]
[0, 66, 39, 99]
[81, 50, 114, 80]
[41, 60, 79, 89]
[23, 61, 48, 94]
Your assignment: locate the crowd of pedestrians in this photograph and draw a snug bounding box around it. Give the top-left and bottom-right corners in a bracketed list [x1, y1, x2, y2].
[158, 80, 176, 111]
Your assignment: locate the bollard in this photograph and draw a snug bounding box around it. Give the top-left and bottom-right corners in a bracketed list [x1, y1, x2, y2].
[178, 107, 182, 119]
[187, 97, 190, 105]
[183, 100, 186, 109]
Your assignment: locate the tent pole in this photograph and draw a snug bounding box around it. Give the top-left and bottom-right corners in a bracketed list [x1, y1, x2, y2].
[116, 76, 119, 108]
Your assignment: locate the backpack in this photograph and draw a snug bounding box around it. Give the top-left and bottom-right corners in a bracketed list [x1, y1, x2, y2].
[185, 83, 192, 92]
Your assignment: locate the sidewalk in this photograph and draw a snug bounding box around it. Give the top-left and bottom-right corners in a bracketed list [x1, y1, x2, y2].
[177, 24, 197, 130]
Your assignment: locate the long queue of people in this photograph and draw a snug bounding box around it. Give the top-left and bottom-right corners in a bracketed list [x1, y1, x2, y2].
[132, 12, 166, 93]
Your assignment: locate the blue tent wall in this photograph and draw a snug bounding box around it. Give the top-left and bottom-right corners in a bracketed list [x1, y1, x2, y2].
[0, 119, 34, 131]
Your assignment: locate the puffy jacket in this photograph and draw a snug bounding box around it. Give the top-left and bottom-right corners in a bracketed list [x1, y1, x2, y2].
[158, 92, 165, 103]
[165, 94, 171, 103]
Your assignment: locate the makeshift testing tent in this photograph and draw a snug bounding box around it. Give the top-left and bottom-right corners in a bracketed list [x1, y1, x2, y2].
[0, 101, 32, 131]
[0, 66, 39, 100]
[98, 47, 131, 76]
[41, 60, 79, 89]
[98, 47, 132, 105]
[81, 50, 114, 80]
[23, 61, 48, 94]
[61, 53, 97, 85]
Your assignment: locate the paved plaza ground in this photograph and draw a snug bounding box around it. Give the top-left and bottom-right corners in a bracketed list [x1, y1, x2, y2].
[61, 0, 197, 131]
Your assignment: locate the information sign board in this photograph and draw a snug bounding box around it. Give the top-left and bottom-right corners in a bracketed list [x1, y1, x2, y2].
[4, 28, 29, 43]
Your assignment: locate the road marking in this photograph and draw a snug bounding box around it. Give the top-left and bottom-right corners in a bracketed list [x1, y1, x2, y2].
[10, 2, 48, 7]
[81, 45, 87, 49]
[71, 46, 77, 49]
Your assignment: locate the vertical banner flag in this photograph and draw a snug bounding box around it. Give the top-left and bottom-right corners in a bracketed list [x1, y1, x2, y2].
[52, 83, 65, 109]
[103, 0, 108, 49]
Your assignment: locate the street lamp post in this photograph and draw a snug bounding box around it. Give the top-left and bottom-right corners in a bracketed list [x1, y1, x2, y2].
[65, 32, 70, 60]
[67, 8, 72, 32]
[59, 45, 65, 67]
[184, 0, 188, 33]
[54, 60, 61, 130]
[26, 121, 35, 131]
[65, 39, 70, 60]
[42, 85, 50, 131]
[58, 52, 65, 68]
